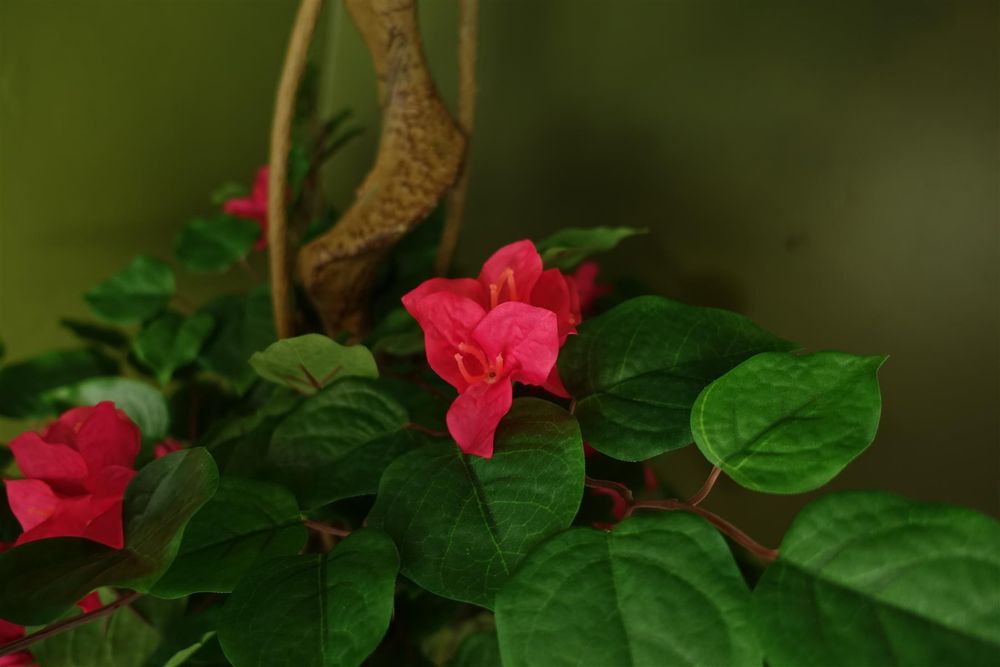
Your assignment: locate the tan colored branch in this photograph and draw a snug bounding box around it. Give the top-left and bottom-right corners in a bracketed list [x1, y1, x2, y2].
[268, 0, 324, 340]
[297, 0, 466, 336]
[434, 0, 479, 276]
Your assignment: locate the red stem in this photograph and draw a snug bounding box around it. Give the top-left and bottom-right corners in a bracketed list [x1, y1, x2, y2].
[584, 475, 634, 504]
[303, 519, 352, 538]
[403, 422, 449, 438]
[687, 466, 721, 506]
[0, 591, 141, 657]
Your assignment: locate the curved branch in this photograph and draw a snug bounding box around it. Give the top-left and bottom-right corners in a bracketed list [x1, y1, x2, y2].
[434, 0, 479, 275]
[297, 0, 466, 336]
[0, 591, 141, 658]
[268, 0, 324, 339]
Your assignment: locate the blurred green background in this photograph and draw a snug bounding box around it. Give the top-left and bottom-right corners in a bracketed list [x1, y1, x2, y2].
[1, 0, 996, 542]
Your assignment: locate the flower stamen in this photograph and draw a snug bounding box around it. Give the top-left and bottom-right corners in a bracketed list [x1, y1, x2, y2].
[489, 267, 519, 309]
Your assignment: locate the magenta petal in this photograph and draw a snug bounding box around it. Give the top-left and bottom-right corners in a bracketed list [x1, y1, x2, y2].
[83, 501, 127, 549]
[223, 198, 265, 220]
[446, 378, 513, 458]
[8, 432, 89, 487]
[251, 165, 270, 204]
[541, 364, 571, 399]
[76, 592, 103, 613]
[531, 268, 577, 342]
[401, 277, 487, 311]
[403, 291, 487, 391]
[472, 302, 559, 387]
[74, 402, 140, 473]
[5, 479, 60, 534]
[478, 240, 543, 304]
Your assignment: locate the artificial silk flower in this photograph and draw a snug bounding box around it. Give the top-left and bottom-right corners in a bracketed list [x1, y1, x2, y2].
[5, 402, 140, 549]
[403, 240, 580, 397]
[223, 166, 269, 251]
[401, 291, 559, 458]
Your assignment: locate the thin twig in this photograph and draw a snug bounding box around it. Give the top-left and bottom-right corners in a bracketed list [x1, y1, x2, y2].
[584, 475, 634, 504]
[434, 0, 479, 275]
[404, 422, 450, 438]
[686, 466, 721, 506]
[303, 519, 352, 538]
[268, 0, 323, 339]
[0, 591, 141, 657]
[630, 499, 779, 562]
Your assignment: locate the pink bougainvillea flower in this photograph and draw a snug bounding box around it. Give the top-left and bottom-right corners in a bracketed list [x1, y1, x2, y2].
[402, 290, 559, 458]
[404, 240, 580, 397]
[153, 439, 184, 459]
[5, 402, 140, 549]
[0, 617, 33, 667]
[223, 166, 269, 251]
[567, 260, 610, 316]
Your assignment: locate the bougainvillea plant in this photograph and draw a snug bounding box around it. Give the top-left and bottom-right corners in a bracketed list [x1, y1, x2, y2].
[2, 27, 999, 667]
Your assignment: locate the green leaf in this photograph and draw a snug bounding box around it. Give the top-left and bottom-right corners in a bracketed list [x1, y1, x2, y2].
[535, 226, 644, 270]
[175, 216, 261, 273]
[134, 311, 214, 385]
[368, 398, 584, 608]
[495, 512, 760, 667]
[250, 333, 378, 395]
[210, 181, 248, 205]
[692, 351, 886, 493]
[367, 307, 425, 357]
[559, 295, 794, 460]
[268, 377, 412, 508]
[161, 631, 218, 667]
[84, 256, 176, 324]
[151, 478, 307, 597]
[0, 348, 119, 419]
[48, 377, 170, 441]
[754, 491, 1000, 666]
[198, 286, 275, 393]
[60, 318, 131, 350]
[0, 485, 21, 543]
[0, 449, 219, 624]
[450, 631, 501, 667]
[32, 590, 161, 667]
[218, 529, 399, 667]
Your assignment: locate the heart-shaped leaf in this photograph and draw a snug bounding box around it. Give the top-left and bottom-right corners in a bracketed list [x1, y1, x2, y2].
[84, 256, 175, 324]
[692, 351, 886, 493]
[174, 216, 261, 273]
[0, 348, 118, 419]
[495, 512, 760, 667]
[368, 398, 584, 608]
[218, 529, 399, 667]
[249, 333, 377, 395]
[60, 319, 130, 351]
[754, 492, 1000, 666]
[0, 449, 219, 624]
[559, 296, 794, 460]
[150, 478, 307, 598]
[267, 377, 412, 508]
[535, 226, 644, 270]
[47, 377, 170, 441]
[134, 311, 215, 385]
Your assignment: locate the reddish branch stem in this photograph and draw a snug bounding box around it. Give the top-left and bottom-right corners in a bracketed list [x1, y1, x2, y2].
[0, 591, 141, 657]
[303, 520, 352, 538]
[584, 475, 634, 504]
[686, 466, 721, 506]
[403, 423, 449, 438]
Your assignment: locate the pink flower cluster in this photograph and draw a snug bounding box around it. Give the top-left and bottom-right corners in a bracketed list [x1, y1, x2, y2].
[403, 240, 605, 458]
[223, 166, 270, 251]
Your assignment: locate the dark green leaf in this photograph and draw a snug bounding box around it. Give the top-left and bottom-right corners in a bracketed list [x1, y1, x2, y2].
[368, 307, 425, 357]
[48, 377, 170, 441]
[218, 529, 399, 667]
[368, 398, 584, 608]
[0, 348, 119, 419]
[250, 333, 377, 395]
[151, 478, 307, 597]
[535, 226, 645, 270]
[692, 351, 886, 493]
[495, 513, 760, 667]
[559, 296, 794, 460]
[134, 311, 214, 384]
[0, 449, 219, 624]
[31, 590, 161, 667]
[268, 377, 411, 508]
[161, 631, 217, 667]
[450, 631, 501, 667]
[175, 216, 261, 273]
[84, 256, 175, 324]
[754, 492, 1000, 666]
[60, 318, 130, 350]
[0, 485, 21, 543]
[199, 388, 301, 477]
[198, 286, 275, 393]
